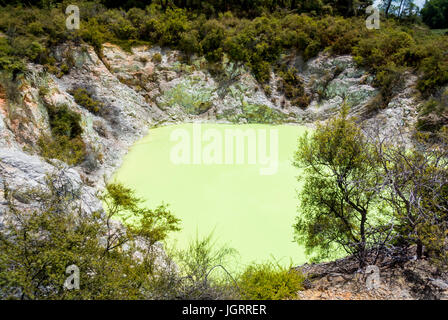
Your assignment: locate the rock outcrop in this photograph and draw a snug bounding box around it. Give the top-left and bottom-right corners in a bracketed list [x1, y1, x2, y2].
[0, 42, 424, 295]
[295, 250, 448, 300]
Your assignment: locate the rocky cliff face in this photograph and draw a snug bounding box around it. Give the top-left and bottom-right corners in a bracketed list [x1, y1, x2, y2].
[0, 42, 422, 279]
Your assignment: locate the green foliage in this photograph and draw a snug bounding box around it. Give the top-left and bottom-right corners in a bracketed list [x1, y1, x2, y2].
[200, 19, 225, 62]
[70, 88, 104, 115]
[0, 5, 70, 65]
[376, 129, 448, 265]
[173, 233, 239, 299]
[277, 67, 310, 108]
[38, 135, 86, 166]
[421, 0, 448, 29]
[100, 182, 181, 246]
[79, 18, 108, 53]
[46, 103, 82, 138]
[152, 52, 162, 63]
[161, 78, 214, 115]
[352, 25, 448, 98]
[1, 2, 448, 99]
[179, 30, 201, 56]
[251, 61, 271, 83]
[0, 72, 21, 104]
[240, 102, 286, 124]
[353, 29, 415, 74]
[22, 0, 371, 18]
[304, 40, 322, 61]
[0, 38, 25, 74]
[111, 12, 139, 40]
[38, 104, 86, 165]
[157, 8, 192, 47]
[0, 173, 181, 299]
[416, 93, 448, 132]
[294, 106, 448, 268]
[374, 62, 406, 106]
[27, 21, 44, 36]
[238, 262, 304, 300]
[172, 234, 307, 300]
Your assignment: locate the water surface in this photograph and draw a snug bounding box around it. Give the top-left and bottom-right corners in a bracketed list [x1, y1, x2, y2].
[113, 123, 308, 270]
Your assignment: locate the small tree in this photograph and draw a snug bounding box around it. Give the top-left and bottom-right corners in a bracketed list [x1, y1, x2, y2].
[293, 107, 389, 267]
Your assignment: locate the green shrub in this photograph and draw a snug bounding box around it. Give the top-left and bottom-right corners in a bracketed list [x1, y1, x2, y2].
[114, 16, 139, 40]
[38, 85, 49, 97]
[200, 19, 226, 63]
[1, 4, 448, 115]
[1, 175, 181, 300]
[421, 0, 448, 29]
[126, 7, 146, 30]
[374, 62, 406, 106]
[251, 60, 271, 83]
[224, 34, 250, 63]
[238, 262, 305, 300]
[38, 134, 86, 166]
[0, 54, 24, 75]
[351, 28, 427, 102]
[152, 52, 162, 63]
[39, 103, 86, 165]
[158, 8, 191, 46]
[263, 84, 272, 96]
[278, 67, 310, 108]
[353, 29, 415, 72]
[179, 30, 202, 56]
[79, 18, 108, 53]
[60, 63, 69, 74]
[325, 17, 362, 55]
[70, 88, 103, 115]
[46, 104, 83, 138]
[27, 21, 44, 36]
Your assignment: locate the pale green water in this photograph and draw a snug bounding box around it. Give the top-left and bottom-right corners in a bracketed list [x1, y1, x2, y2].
[112, 123, 309, 270]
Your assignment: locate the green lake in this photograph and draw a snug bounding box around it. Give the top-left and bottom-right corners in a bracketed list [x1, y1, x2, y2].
[112, 123, 309, 270]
